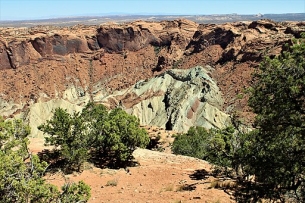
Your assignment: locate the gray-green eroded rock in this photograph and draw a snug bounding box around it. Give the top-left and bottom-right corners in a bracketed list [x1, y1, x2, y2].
[2, 66, 229, 136]
[101, 66, 230, 132]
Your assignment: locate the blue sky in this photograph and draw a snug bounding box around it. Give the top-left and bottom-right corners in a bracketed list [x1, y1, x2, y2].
[0, 0, 304, 21]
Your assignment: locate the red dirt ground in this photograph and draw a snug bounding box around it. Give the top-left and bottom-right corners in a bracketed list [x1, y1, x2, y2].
[29, 133, 235, 203]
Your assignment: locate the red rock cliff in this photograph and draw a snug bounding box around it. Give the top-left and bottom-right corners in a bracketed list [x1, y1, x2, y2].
[0, 19, 304, 121]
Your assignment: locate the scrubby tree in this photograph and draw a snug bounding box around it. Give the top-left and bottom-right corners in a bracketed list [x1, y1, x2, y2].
[82, 103, 150, 165]
[205, 127, 236, 167]
[103, 108, 150, 164]
[0, 117, 91, 202]
[39, 102, 150, 169]
[172, 126, 209, 159]
[38, 108, 91, 171]
[59, 181, 91, 203]
[245, 34, 305, 201]
[172, 126, 244, 174]
[80, 102, 111, 157]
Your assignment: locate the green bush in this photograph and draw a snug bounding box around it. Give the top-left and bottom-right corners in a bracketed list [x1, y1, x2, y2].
[172, 126, 209, 159]
[0, 117, 91, 202]
[38, 108, 91, 171]
[172, 126, 237, 169]
[39, 102, 150, 169]
[102, 108, 150, 164]
[245, 33, 305, 201]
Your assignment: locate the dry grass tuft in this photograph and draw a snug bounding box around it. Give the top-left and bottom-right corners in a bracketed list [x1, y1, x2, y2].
[160, 184, 174, 192]
[209, 179, 236, 189]
[105, 178, 118, 187]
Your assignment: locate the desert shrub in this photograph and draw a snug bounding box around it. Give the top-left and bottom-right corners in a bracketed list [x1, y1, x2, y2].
[102, 108, 150, 164]
[38, 108, 91, 172]
[60, 181, 91, 202]
[172, 126, 237, 169]
[154, 46, 162, 55]
[172, 126, 209, 159]
[0, 117, 91, 202]
[244, 33, 305, 201]
[105, 179, 118, 187]
[39, 102, 150, 170]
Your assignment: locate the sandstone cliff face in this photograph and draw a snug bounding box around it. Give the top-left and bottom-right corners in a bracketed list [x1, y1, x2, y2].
[96, 20, 197, 54]
[100, 66, 229, 132]
[0, 19, 304, 130]
[31, 34, 90, 57]
[0, 19, 198, 69]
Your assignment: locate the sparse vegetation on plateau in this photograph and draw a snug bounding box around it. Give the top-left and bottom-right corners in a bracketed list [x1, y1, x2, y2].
[154, 45, 162, 55]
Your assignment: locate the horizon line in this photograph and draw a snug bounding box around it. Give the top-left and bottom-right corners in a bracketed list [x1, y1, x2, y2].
[1, 12, 304, 22]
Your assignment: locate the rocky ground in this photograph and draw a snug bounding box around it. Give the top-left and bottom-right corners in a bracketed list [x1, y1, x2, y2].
[28, 126, 236, 203]
[43, 148, 234, 203]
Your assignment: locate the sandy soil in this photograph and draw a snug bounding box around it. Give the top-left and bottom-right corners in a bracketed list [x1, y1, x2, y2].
[27, 125, 235, 203]
[37, 147, 234, 203]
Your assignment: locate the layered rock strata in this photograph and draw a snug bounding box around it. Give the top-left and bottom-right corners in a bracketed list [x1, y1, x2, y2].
[0, 19, 303, 128]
